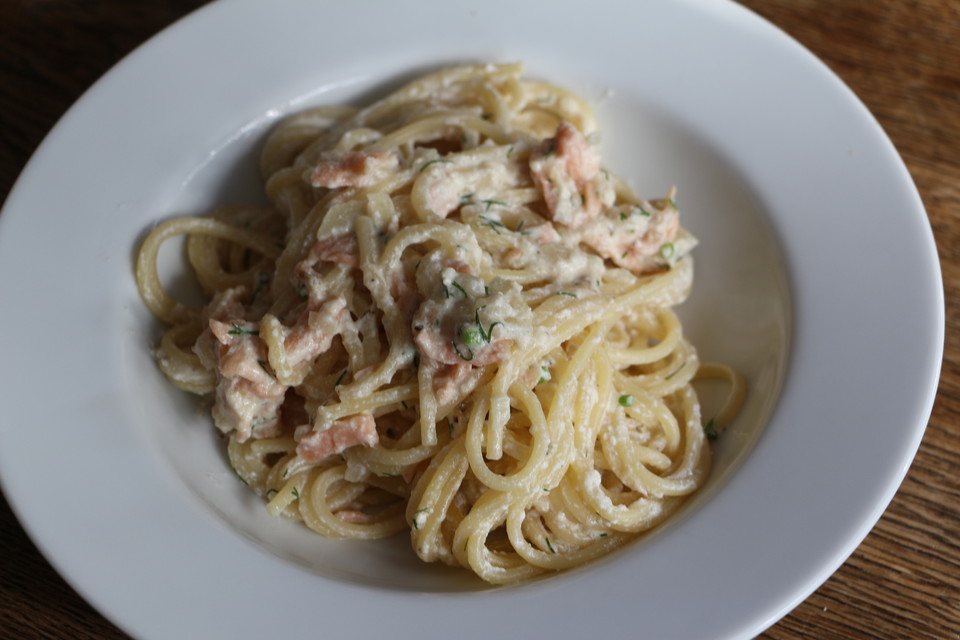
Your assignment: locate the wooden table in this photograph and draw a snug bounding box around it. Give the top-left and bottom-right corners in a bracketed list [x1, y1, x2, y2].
[1, 1, 957, 638]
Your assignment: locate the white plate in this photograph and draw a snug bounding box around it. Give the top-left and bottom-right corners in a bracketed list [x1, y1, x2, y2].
[0, 0, 943, 638]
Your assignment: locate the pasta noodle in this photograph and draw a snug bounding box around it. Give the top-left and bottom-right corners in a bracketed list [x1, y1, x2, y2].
[135, 62, 744, 584]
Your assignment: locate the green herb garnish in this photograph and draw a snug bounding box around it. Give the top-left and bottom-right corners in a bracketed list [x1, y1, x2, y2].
[228, 322, 258, 336]
[412, 507, 429, 530]
[251, 271, 269, 300]
[419, 158, 451, 172]
[704, 418, 719, 441]
[664, 362, 685, 380]
[477, 214, 505, 234]
[451, 340, 474, 362]
[257, 360, 274, 378]
[619, 205, 651, 221]
[474, 306, 501, 343]
[537, 366, 552, 385]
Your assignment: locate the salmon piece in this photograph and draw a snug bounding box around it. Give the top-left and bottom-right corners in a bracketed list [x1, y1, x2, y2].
[500, 221, 560, 268]
[193, 286, 249, 372]
[409, 252, 519, 405]
[204, 286, 247, 321]
[191, 287, 285, 441]
[581, 199, 682, 275]
[286, 241, 352, 371]
[413, 315, 512, 367]
[302, 232, 359, 268]
[410, 263, 513, 368]
[296, 413, 379, 461]
[529, 121, 614, 228]
[211, 377, 286, 442]
[206, 318, 286, 442]
[413, 315, 511, 406]
[416, 152, 525, 218]
[308, 150, 398, 189]
[280, 296, 348, 369]
[526, 220, 561, 244]
[431, 362, 485, 406]
[210, 321, 269, 383]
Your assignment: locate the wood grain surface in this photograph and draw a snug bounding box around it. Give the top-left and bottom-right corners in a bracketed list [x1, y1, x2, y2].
[1, 1, 957, 638]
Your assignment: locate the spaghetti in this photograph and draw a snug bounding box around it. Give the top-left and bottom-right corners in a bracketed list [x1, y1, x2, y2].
[136, 62, 744, 584]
